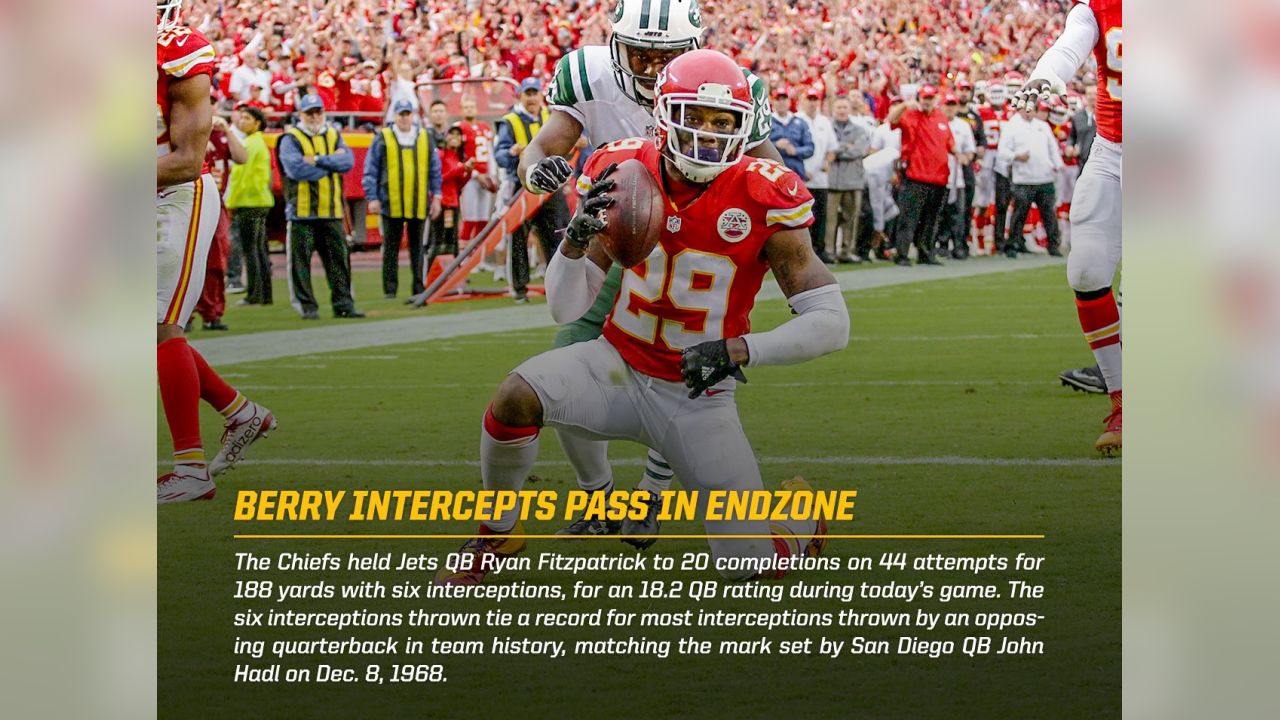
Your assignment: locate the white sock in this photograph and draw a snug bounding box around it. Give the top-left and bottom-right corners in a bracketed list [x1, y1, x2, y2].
[637, 450, 675, 493]
[1095, 342, 1122, 394]
[480, 423, 539, 533]
[557, 429, 613, 492]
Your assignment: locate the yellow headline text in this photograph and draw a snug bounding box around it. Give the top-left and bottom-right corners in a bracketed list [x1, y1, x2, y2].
[232, 489, 857, 524]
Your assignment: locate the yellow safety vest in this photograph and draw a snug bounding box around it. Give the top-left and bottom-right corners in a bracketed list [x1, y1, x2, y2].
[503, 108, 551, 148]
[381, 127, 431, 220]
[284, 127, 344, 219]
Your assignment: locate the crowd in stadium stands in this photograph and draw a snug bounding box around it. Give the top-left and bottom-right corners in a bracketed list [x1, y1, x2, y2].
[191, 0, 1085, 314]
[188, 0, 1084, 124]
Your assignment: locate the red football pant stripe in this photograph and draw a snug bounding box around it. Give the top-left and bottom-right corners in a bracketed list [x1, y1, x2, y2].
[163, 178, 205, 325]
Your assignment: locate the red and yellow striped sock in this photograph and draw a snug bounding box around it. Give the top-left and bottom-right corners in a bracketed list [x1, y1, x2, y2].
[1076, 291, 1122, 393]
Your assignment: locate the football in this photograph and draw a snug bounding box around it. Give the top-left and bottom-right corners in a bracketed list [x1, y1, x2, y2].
[598, 159, 665, 268]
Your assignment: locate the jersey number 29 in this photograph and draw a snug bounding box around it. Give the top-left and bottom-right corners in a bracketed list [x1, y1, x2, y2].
[611, 245, 736, 349]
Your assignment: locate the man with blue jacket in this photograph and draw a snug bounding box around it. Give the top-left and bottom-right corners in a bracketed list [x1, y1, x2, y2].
[278, 94, 364, 319]
[363, 100, 442, 298]
[769, 87, 814, 180]
[493, 78, 569, 303]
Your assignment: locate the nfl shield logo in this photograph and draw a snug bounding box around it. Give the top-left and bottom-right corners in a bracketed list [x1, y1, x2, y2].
[666, 216, 682, 233]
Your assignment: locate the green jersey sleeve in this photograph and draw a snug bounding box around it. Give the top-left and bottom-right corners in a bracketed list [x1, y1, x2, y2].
[743, 70, 773, 147]
[547, 48, 600, 108]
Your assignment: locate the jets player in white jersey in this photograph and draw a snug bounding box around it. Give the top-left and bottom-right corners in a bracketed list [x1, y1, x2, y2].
[515, 0, 784, 547]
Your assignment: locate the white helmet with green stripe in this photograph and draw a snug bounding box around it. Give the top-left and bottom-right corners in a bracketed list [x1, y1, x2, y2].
[609, 0, 706, 108]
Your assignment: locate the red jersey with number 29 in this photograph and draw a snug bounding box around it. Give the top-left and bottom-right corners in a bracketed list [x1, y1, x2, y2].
[1078, 0, 1122, 143]
[580, 139, 815, 382]
[157, 26, 216, 161]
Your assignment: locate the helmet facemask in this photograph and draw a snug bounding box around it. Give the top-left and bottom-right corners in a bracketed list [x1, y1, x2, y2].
[656, 91, 752, 184]
[986, 84, 1007, 106]
[611, 37, 697, 108]
[157, 0, 184, 32]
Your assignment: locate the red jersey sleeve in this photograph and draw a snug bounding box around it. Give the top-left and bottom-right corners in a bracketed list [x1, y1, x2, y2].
[157, 27, 216, 80]
[574, 138, 649, 196]
[746, 159, 816, 232]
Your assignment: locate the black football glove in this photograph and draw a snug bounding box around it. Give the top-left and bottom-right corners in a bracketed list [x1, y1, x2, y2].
[563, 162, 619, 250]
[681, 339, 748, 399]
[525, 155, 574, 194]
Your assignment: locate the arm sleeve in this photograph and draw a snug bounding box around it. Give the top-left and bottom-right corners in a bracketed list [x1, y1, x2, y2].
[741, 284, 850, 367]
[847, 124, 871, 159]
[794, 122, 814, 160]
[317, 135, 354, 173]
[996, 124, 1015, 167]
[361, 135, 383, 200]
[493, 121, 519, 172]
[442, 158, 466, 182]
[429, 147, 442, 194]
[1030, 5, 1100, 85]
[547, 51, 588, 126]
[544, 251, 607, 324]
[243, 139, 267, 191]
[973, 116, 987, 148]
[278, 135, 329, 181]
[228, 69, 247, 99]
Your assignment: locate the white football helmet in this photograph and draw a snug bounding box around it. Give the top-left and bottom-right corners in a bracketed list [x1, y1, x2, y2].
[986, 83, 1007, 107]
[609, 0, 706, 107]
[157, 0, 183, 32]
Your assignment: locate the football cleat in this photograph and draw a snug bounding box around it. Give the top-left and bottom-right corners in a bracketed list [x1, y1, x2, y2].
[1060, 365, 1107, 394]
[779, 476, 828, 558]
[1095, 393, 1122, 456]
[555, 515, 621, 538]
[157, 471, 216, 503]
[433, 523, 528, 586]
[209, 401, 277, 476]
[620, 490, 664, 550]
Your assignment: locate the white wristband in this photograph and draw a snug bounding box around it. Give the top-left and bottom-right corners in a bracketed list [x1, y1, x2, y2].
[523, 163, 546, 194]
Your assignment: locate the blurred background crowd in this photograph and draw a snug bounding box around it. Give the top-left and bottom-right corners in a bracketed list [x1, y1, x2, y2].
[191, 0, 1085, 124]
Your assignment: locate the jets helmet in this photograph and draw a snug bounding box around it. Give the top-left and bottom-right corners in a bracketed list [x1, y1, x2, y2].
[609, 0, 706, 107]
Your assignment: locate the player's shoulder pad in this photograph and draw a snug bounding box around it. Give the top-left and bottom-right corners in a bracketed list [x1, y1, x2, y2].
[157, 27, 215, 78]
[739, 159, 815, 228]
[548, 45, 612, 108]
[575, 137, 651, 194]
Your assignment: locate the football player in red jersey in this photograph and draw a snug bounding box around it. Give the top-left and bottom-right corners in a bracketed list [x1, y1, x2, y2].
[156, 0, 275, 502]
[455, 94, 500, 245]
[1014, 0, 1123, 454]
[435, 50, 850, 586]
[974, 82, 1012, 252]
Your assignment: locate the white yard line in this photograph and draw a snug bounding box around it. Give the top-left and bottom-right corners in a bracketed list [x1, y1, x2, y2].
[194, 256, 1064, 366]
[232, 379, 1051, 391]
[162, 454, 1116, 469]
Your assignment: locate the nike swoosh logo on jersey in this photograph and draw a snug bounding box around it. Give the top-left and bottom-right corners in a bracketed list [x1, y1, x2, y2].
[787, 184, 800, 196]
[705, 389, 728, 397]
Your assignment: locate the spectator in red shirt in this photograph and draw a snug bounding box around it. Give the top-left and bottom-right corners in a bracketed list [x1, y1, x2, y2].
[888, 84, 955, 266]
[195, 111, 246, 330]
[426, 124, 475, 275]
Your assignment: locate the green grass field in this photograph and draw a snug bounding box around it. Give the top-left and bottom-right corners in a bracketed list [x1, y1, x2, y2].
[159, 263, 1120, 719]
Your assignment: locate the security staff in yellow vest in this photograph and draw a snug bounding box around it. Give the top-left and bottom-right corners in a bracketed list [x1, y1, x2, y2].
[363, 100, 443, 298]
[277, 94, 364, 319]
[494, 77, 570, 303]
